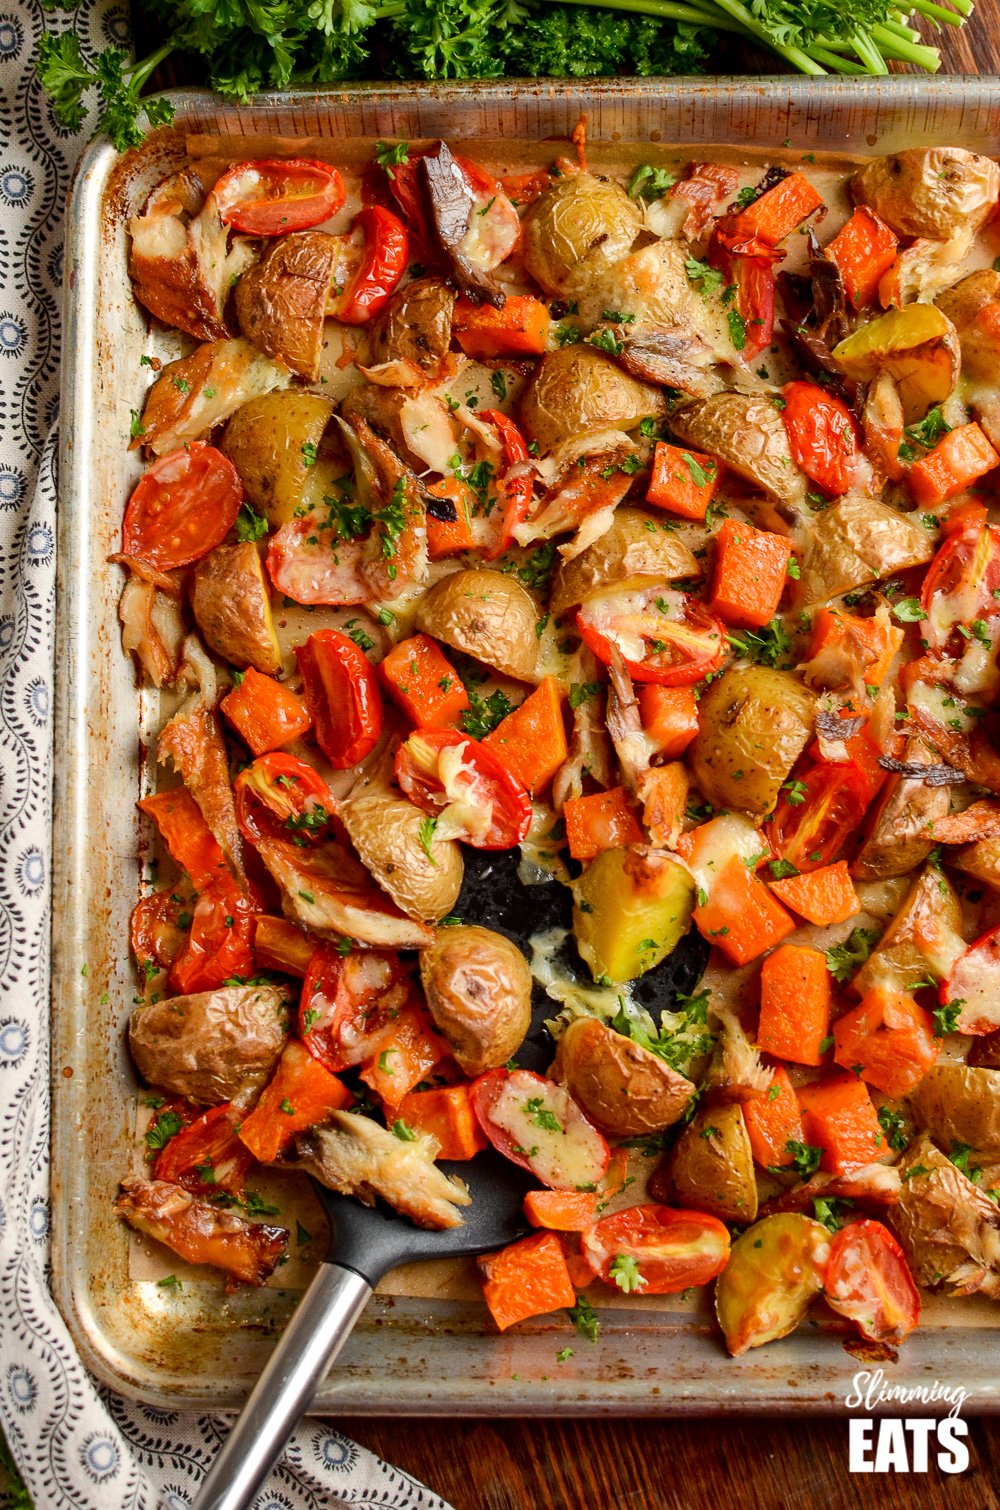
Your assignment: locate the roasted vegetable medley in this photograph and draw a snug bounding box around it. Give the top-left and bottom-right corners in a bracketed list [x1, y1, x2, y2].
[116, 136, 1000, 1355]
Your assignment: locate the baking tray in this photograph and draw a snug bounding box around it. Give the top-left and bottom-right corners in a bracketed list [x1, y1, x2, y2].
[53, 75, 1000, 1414]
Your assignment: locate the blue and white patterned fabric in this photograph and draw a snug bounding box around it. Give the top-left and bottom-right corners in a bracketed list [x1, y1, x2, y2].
[0, 7, 452, 1506]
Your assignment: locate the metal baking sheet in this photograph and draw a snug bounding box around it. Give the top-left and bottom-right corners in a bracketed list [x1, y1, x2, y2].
[53, 76, 1000, 1414]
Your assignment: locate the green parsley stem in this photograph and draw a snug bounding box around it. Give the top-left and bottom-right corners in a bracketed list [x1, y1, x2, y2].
[556, 0, 750, 33]
[129, 40, 176, 93]
[706, 0, 829, 71]
[868, 23, 941, 65]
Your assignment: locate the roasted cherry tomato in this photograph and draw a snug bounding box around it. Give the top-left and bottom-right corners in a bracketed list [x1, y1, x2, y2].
[331, 207, 409, 326]
[471, 1068, 610, 1191]
[395, 728, 531, 850]
[154, 1103, 253, 1195]
[713, 248, 776, 361]
[235, 752, 337, 848]
[769, 761, 870, 873]
[213, 158, 345, 236]
[823, 1219, 921, 1345]
[478, 408, 534, 559]
[299, 942, 409, 1073]
[577, 584, 727, 686]
[944, 925, 1000, 1035]
[782, 381, 861, 496]
[295, 629, 383, 769]
[130, 888, 191, 972]
[167, 874, 258, 995]
[121, 443, 243, 571]
[581, 1204, 731, 1296]
[920, 503, 1000, 654]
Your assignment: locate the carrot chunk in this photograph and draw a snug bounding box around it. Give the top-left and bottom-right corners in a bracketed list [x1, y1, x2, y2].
[453, 294, 551, 358]
[638, 684, 699, 758]
[805, 607, 903, 691]
[221, 667, 312, 756]
[709, 518, 791, 630]
[379, 633, 470, 728]
[796, 1074, 884, 1175]
[478, 1230, 577, 1331]
[238, 1041, 352, 1163]
[524, 1190, 599, 1231]
[723, 171, 824, 247]
[768, 861, 860, 927]
[484, 677, 568, 794]
[138, 788, 229, 893]
[826, 208, 899, 308]
[646, 442, 720, 520]
[832, 988, 939, 1099]
[743, 1067, 805, 1168]
[394, 1085, 487, 1161]
[637, 763, 688, 850]
[425, 478, 477, 558]
[757, 943, 832, 1066]
[359, 1002, 452, 1109]
[908, 422, 1000, 508]
[564, 786, 643, 862]
[693, 856, 796, 966]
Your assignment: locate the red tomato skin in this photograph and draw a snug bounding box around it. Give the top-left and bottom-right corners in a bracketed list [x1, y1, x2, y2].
[214, 159, 345, 236]
[478, 409, 534, 559]
[121, 443, 243, 571]
[782, 381, 861, 496]
[576, 598, 727, 687]
[394, 727, 531, 849]
[154, 1103, 253, 1195]
[824, 1219, 921, 1344]
[769, 761, 870, 873]
[335, 207, 409, 325]
[581, 1204, 731, 1295]
[295, 630, 383, 769]
[920, 513, 1000, 652]
[470, 1069, 610, 1189]
[167, 876, 257, 995]
[234, 752, 335, 848]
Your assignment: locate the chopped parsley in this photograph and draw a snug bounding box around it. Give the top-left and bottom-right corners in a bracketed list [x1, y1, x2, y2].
[609, 1253, 647, 1293]
[825, 926, 881, 983]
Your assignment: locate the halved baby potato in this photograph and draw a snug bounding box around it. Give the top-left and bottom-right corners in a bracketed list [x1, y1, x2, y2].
[220, 391, 336, 527]
[572, 846, 696, 983]
[191, 541, 282, 674]
[715, 1214, 831, 1355]
[665, 1101, 758, 1224]
[550, 507, 700, 617]
[551, 1016, 695, 1137]
[832, 304, 960, 424]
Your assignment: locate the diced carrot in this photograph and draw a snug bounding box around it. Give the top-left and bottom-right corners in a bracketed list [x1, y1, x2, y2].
[908, 422, 1000, 508]
[743, 1067, 805, 1168]
[723, 171, 824, 248]
[768, 861, 860, 928]
[524, 1189, 599, 1231]
[253, 915, 315, 977]
[393, 1084, 487, 1161]
[359, 1001, 452, 1109]
[805, 607, 904, 691]
[646, 442, 720, 520]
[826, 208, 899, 308]
[379, 633, 470, 729]
[221, 667, 312, 757]
[796, 1073, 884, 1175]
[757, 944, 832, 1066]
[238, 1040, 352, 1163]
[138, 787, 229, 893]
[638, 763, 688, 850]
[564, 786, 643, 862]
[453, 294, 551, 358]
[484, 677, 568, 794]
[709, 518, 791, 631]
[832, 988, 939, 1099]
[638, 685, 699, 758]
[477, 1230, 577, 1331]
[425, 478, 476, 558]
[693, 856, 796, 966]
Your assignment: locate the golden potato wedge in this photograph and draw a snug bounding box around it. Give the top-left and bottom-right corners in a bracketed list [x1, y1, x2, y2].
[669, 391, 807, 510]
[665, 1102, 758, 1224]
[416, 568, 539, 681]
[688, 667, 816, 819]
[235, 231, 344, 380]
[220, 391, 335, 526]
[909, 1063, 1000, 1155]
[572, 846, 696, 984]
[795, 494, 934, 605]
[550, 507, 700, 616]
[832, 304, 960, 424]
[339, 790, 463, 923]
[191, 542, 282, 674]
[715, 1214, 830, 1355]
[519, 344, 665, 456]
[854, 864, 965, 996]
[522, 173, 642, 297]
[851, 148, 1000, 241]
[550, 1016, 695, 1137]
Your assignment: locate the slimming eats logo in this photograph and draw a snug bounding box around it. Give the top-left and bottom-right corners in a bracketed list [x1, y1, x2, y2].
[846, 1370, 970, 1474]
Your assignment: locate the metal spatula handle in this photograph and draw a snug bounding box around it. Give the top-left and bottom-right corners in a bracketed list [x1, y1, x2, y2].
[192, 1262, 372, 1510]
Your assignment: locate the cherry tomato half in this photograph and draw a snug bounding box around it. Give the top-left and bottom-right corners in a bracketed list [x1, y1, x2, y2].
[920, 505, 1000, 654]
[712, 247, 776, 361]
[130, 888, 190, 972]
[581, 1204, 731, 1295]
[167, 874, 258, 995]
[154, 1103, 253, 1195]
[478, 408, 534, 560]
[332, 207, 409, 326]
[782, 381, 861, 497]
[121, 443, 243, 571]
[823, 1219, 921, 1345]
[299, 942, 409, 1073]
[769, 761, 870, 873]
[295, 629, 383, 769]
[471, 1068, 610, 1191]
[213, 158, 345, 236]
[234, 752, 337, 848]
[395, 728, 531, 850]
[577, 584, 727, 686]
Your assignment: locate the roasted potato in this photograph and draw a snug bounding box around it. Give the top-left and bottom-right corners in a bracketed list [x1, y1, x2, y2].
[936, 269, 1000, 383]
[367, 276, 456, 371]
[688, 667, 816, 819]
[340, 789, 463, 923]
[852, 737, 951, 882]
[551, 1016, 694, 1136]
[851, 148, 1000, 241]
[520, 344, 665, 456]
[550, 507, 700, 616]
[419, 925, 532, 1075]
[415, 568, 539, 681]
[970, 1031, 1000, 1069]
[235, 231, 344, 380]
[795, 494, 934, 605]
[137, 339, 289, 457]
[890, 1134, 1000, 1297]
[832, 304, 960, 424]
[715, 1214, 831, 1355]
[572, 846, 696, 984]
[665, 1102, 758, 1223]
[909, 1064, 1000, 1155]
[522, 172, 642, 297]
[191, 542, 282, 674]
[955, 833, 1000, 891]
[569, 238, 707, 332]
[220, 391, 335, 526]
[854, 864, 966, 995]
[669, 391, 807, 509]
[128, 984, 288, 1105]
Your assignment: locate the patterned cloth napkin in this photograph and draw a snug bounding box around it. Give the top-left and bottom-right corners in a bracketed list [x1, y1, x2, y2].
[0, 7, 452, 1506]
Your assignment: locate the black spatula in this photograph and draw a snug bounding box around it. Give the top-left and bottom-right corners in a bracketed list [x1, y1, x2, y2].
[192, 1150, 535, 1510]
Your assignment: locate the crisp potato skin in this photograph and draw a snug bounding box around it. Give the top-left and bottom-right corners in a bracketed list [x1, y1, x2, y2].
[368, 277, 456, 370]
[689, 667, 816, 818]
[420, 925, 532, 1075]
[550, 508, 700, 616]
[235, 231, 341, 380]
[851, 148, 1000, 240]
[795, 495, 934, 605]
[191, 542, 282, 674]
[551, 1016, 694, 1137]
[519, 344, 665, 456]
[852, 737, 950, 882]
[220, 392, 334, 526]
[341, 791, 464, 923]
[416, 568, 539, 681]
[663, 1102, 758, 1223]
[522, 173, 642, 297]
[670, 391, 807, 508]
[909, 1064, 1000, 1155]
[128, 985, 288, 1105]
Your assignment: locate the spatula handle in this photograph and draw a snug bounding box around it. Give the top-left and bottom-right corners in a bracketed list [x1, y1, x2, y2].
[192, 1261, 372, 1510]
